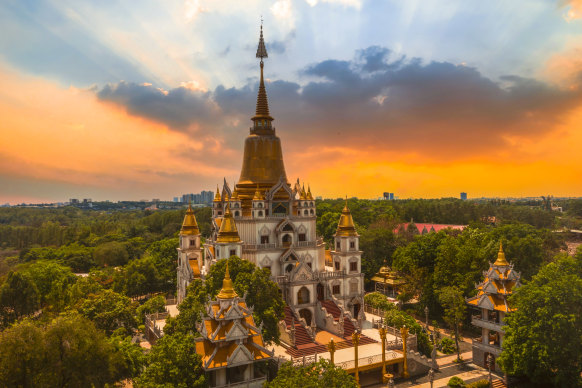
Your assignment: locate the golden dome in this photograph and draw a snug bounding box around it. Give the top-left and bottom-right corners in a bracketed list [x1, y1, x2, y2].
[336, 199, 358, 237]
[253, 184, 264, 200]
[494, 241, 509, 266]
[180, 202, 200, 235]
[217, 261, 238, 299]
[214, 186, 221, 202]
[216, 205, 241, 243]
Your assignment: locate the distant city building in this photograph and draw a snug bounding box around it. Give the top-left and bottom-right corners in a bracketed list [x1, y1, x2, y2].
[173, 197, 180, 202]
[466, 243, 521, 372]
[181, 190, 214, 205]
[383, 192, 395, 200]
[460, 192, 468, 200]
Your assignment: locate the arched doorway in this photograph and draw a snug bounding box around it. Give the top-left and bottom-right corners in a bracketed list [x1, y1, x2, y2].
[317, 283, 324, 301]
[484, 353, 495, 370]
[299, 308, 312, 326]
[353, 303, 361, 318]
[285, 263, 294, 273]
[297, 286, 310, 304]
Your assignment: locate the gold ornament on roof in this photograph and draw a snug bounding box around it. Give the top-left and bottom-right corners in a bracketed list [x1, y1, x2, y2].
[336, 198, 358, 236]
[300, 184, 307, 200]
[217, 261, 238, 299]
[216, 205, 241, 243]
[180, 202, 200, 235]
[494, 241, 509, 266]
[253, 184, 264, 200]
[307, 185, 313, 200]
[214, 186, 221, 202]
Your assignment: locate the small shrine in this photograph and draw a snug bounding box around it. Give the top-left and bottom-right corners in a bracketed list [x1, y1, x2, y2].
[194, 262, 273, 387]
[466, 242, 521, 371]
[371, 264, 406, 298]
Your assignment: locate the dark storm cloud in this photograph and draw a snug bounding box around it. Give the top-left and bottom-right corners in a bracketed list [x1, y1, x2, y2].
[97, 81, 217, 129]
[96, 46, 582, 157]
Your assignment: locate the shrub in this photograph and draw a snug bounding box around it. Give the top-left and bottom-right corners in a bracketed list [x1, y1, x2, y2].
[447, 376, 465, 388]
[439, 337, 456, 354]
[466, 380, 489, 388]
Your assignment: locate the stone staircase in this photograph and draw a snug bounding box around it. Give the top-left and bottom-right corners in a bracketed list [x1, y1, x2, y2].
[284, 306, 318, 348]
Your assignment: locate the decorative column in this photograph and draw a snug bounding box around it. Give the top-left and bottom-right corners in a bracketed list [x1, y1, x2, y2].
[327, 338, 336, 365]
[352, 330, 361, 385]
[379, 326, 387, 383]
[400, 326, 409, 378]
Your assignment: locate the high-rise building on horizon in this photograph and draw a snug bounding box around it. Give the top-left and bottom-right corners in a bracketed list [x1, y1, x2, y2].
[460, 192, 468, 200]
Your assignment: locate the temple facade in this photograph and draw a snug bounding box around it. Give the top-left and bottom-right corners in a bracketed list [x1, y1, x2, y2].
[466, 243, 521, 372]
[177, 25, 365, 352]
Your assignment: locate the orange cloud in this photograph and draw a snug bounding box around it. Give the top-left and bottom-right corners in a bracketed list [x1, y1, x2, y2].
[560, 0, 582, 21]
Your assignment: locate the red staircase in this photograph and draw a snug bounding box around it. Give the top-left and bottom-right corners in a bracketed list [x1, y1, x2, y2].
[320, 299, 341, 321]
[284, 306, 318, 347]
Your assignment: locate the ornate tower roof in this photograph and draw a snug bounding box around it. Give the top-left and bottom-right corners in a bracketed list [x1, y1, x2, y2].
[336, 199, 358, 236]
[236, 23, 288, 202]
[216, 205, 241, 243]
[217, 261, 238, 299]
[307, 185, 313, 200]
[180, 202, 200, 235]
[214, 186, 221, 202]
[494, 242, 509, 267]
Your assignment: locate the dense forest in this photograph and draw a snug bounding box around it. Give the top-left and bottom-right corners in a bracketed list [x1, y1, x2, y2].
[0, 197, 580, 386]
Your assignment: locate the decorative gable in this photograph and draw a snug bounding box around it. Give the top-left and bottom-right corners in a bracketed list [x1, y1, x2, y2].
[291, 262, 312, 282]
[477, 295, 495, 310]
[227, 344, 254, 366]
[226, 320, 248, 341]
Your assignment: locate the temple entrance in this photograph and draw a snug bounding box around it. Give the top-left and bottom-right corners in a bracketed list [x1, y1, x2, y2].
[317, 283, 324, 301]
[297, 286, 310, 304]
[353, 303, 361, 317]
[299, 308, 312, 326]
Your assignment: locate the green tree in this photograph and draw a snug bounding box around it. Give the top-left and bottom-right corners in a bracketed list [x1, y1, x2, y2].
[498, 254, 582, 387]
[77, 289, 137, 335]
[360, 220, 398, 287]
[383, 308, 432, 357]
[438, 286, 466, 362]
[265, 359, 357, 388]
[316, 211, 341, 245]
[94, 241, 129, 267]
[364, 292, 395, 312]
[135, 332, 207, 388]
[0, 271, 40, 324]
[21, 260, 77, 312]
[164, 279, 207, 336]
[0, 319, 45, 387]
[114, 256, 160, 297]
[136, 295, 167, 323]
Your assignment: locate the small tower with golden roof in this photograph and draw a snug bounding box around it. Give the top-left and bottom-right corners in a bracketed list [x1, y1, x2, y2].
[466, 242, 521, 372]
[329, 199, 364, 320]
[214, 205, 243, 261]
[177, 203, 203, 304]
[194, 260, 273, 386]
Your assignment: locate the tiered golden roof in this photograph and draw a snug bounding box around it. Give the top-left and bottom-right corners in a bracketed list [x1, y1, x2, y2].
[216, 205, 241, 243]
[336, 199, 358, 236]
[217, 261, 238, 299]
[494, 242, 509, 266]
[180, 203, 200, 235]
[300, 184, 307, 200]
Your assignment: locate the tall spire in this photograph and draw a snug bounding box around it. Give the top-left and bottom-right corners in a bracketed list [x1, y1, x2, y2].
[180, 202, 200, 235]
[336, 198, 358, 237]
[494, 241, 509, 266]
[252, 22, 273, 129]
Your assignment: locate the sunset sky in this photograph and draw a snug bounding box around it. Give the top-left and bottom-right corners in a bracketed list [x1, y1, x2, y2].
[1, 0, 582, 203]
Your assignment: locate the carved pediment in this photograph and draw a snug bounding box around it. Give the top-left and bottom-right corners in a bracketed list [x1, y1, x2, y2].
[227, 344, 254, 366]
[259, 225, 270, 236]
[224, 303, 244, 320]
[261, 256, 272, 266]
[291, 262, 312, 281]
[226, 320, 249, 341]
[477, 295, 494, 310]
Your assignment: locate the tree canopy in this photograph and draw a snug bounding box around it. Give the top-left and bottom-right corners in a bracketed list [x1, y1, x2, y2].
[265, 359, 357, 388]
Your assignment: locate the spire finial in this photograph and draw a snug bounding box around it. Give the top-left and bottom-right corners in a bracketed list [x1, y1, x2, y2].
[253, 21, 272, 126]
[217, 260, 238, 299]
[494, 241, 509, 266]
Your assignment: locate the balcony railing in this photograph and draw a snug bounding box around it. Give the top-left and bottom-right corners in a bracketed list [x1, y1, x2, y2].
[471, 338, 502, 356]
[471, 316, 504, 332]
[242, 241, 316, 250]
[213, 377, 267, 388]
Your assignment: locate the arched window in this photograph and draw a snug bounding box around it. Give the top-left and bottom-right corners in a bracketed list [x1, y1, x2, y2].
[258, 203, 263, 208]
[234, 211, 240, 217]
[282, 234, 292, 247]
[303, 210, 308, 216]
[285, 263, 294, 273]
[258, 210, 263, 217]
[297, 287, 310, 304]
[234, 203, 239, 208]
[310, 209, 314, 215]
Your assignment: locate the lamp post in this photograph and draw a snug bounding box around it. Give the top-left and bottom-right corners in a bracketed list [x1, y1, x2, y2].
[400, 325, 409, 378]
[428, 368, 435, 388]
[487, 354, 494, 387]
[379, 325, 387, 383]
[327, 338, 336, 365]
[352, 330, 361, 385]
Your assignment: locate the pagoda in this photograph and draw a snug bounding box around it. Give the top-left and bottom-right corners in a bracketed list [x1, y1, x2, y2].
[194, 263, 273, 387]
[466, 242, 521, 371]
